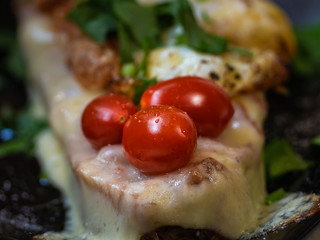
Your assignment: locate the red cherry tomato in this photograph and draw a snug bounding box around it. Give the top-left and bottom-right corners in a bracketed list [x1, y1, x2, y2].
[140, 76, 234, 137]
[81, 94, 137, 149]
[122, 105, 197, 175]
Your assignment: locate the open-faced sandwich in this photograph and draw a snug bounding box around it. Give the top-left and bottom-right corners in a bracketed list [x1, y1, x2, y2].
[15, 0, 320, 239]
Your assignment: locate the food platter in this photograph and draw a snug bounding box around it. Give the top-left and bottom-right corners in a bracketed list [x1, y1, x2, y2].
[0, 0, 320, 239]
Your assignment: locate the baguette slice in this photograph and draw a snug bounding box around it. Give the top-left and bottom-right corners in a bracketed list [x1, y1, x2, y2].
[16, 2, 320, 240]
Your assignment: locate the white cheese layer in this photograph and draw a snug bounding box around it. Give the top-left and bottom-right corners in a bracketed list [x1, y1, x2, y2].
[20, 11, 266, 240]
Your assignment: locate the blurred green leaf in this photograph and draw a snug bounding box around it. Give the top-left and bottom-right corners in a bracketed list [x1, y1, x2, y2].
[132, 77, 157, 105]
[265, 188, 286, 205]
[293, 23, 320, 79]
[311, 136, 320, 147]
[264, 139, 311, 180]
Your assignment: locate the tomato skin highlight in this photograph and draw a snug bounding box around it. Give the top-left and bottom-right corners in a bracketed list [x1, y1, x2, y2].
[81, 94, 137, 149]
[140, 76, 234, 137]
[122, 105, 197, 175]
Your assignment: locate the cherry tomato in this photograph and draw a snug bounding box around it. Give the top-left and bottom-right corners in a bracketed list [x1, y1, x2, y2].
[81, 94, 137, 149]
[140, 76, 234, 137]
[122, 105, 197, 175]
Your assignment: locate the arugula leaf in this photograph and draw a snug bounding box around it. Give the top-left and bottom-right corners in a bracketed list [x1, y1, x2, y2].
[293, 23, 320, 79]
[264, 139, 311, 180]
[68, 0, 230, 62]
[68, 0, 116, 43]
[172, 0, 227, 53]
[265, 188, 286, 205]
[117, 23, 139, 62]
[113, 1, 159, 51]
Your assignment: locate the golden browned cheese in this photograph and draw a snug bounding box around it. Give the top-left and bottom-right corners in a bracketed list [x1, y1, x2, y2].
[147, 47, 288, 96]
[190, 0, 296, 62]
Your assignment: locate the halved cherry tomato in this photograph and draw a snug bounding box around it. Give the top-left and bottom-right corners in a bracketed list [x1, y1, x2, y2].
[140, 76, 234, 137]
[122, 105, 197, 175]
[81, 94, 137, 149]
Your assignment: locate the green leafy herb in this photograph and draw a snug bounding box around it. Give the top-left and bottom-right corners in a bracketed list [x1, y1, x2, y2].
[68, 0, 162, 62]
[68, 0, 231, 63]
[121, 63, 136, 77]
[117, 23, 139, 63]
[311, 136, 320, 147]
[67, 0, 116, 43]
[0, 106, 48, 157]
[113, 1, 159, 51]
[129, 52, 157, 104]
[265, 188, 286, 205]
[293, 23, 320, 79]
[264, 139, 311, 180]
[68, 0, 251, 103]
[132, 77, 157, 105]
[172, 0, 227, 53]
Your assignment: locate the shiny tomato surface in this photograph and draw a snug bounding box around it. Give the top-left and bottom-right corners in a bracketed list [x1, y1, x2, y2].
[81, 94, 137, 149]
[122, 105, 197, 175]
[140, 76, 234, 137]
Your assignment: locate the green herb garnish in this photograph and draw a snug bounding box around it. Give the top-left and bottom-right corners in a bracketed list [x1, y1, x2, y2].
[265, 188, 286, 205]
[311, 136, 320, 147]
[171, 0, 227, 53]
[67, 0, 115, 43]
[293, 23, 320, 79]
[68, 0, 162, 62]
[68, 0, 248, 63]
[264, 139, 311, 180]
[68, 0, 246, 103]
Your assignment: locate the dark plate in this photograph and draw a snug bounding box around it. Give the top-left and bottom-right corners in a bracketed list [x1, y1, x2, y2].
[0, 1, 320, 240]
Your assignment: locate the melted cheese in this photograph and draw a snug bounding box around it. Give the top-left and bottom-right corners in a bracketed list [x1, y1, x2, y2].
[20, 11, 267, 240]
[146, 46, 286, 96]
